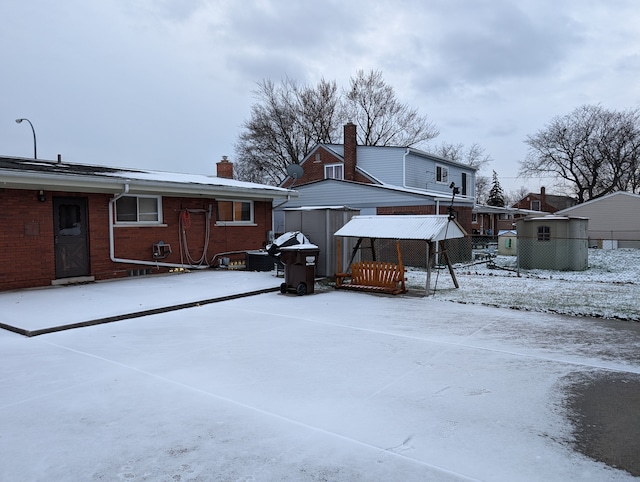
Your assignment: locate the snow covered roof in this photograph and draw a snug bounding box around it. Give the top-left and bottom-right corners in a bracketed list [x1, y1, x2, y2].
[0, 156, 295, 200]
[334, 215, 467, 241]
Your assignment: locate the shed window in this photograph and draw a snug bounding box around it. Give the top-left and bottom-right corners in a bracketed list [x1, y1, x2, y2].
[115, 195, 162, 224]
[216, 200, 253, 223]
[537, 226, 551, 241]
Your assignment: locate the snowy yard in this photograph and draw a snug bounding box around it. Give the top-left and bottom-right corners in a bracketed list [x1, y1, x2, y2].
[1, 259, 639, 481]
[406, 248, 640, 321]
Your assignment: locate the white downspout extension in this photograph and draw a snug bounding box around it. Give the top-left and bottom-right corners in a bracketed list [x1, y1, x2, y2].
[402, 148, 410, 188]
[109, 185, 203, 269]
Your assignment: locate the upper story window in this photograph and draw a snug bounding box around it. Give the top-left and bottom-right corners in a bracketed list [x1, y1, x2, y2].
[537, 225, 551, 241]
[216, 200, 253, 224]
[115, 195, 162, 224]
[461, 172, 468, 196]
[324, 163, 344, 180]
[531, 200, 541, 211]
[436, 165, 449, 184]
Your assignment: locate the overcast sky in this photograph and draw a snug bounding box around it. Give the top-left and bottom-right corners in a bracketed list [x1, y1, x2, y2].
[2, 0, 639, 194]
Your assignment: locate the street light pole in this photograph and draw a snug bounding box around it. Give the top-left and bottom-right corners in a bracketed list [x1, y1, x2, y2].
[15, 118, 37, 159]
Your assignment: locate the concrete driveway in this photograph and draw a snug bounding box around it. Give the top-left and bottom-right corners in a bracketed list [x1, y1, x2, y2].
[1, 271, 639, 481]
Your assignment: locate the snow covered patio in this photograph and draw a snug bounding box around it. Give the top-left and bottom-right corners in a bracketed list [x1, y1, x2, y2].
[1, 270, 639, 481]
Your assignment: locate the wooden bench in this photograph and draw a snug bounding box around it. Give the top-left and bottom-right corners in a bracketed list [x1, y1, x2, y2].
[335, 260, 406, 295]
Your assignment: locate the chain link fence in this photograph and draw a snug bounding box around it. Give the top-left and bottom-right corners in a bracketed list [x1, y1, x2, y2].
[350, 235, 640, 320]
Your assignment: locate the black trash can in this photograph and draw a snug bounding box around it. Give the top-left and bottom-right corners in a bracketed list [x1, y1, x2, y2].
[278, 244, 319, 296]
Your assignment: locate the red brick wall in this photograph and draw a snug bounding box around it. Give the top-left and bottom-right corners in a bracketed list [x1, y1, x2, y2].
[0, 188, 273, 291]
[281, 145, 372, 188]
[343, 122, 357, 181]
[0, 189, 56, 290]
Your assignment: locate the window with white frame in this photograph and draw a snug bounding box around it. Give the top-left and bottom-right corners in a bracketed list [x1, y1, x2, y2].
[115, 195, 162, 224]
[324, 163, 344, 180]
[216, 200, 253, 223]
[472, 213, 478, 223]
[436, 165, 449, 184]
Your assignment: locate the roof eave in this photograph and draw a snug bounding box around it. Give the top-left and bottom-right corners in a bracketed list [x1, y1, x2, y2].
[0, 171, 297, 200]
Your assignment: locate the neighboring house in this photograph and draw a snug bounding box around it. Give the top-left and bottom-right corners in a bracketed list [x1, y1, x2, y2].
[277, 123, 477, 236]
[472, 204, 542, 237]
[511, 186, 577, 213]
[556, 191, 640, 249]
[0, 156, 295, 292]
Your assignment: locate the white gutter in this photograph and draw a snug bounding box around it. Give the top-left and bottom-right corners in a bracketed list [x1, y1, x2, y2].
[108, 184, 204, 269]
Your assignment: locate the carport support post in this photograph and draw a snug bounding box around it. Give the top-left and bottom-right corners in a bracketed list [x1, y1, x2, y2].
[425, 241, 431, 296]
[440, 240, 459, 288]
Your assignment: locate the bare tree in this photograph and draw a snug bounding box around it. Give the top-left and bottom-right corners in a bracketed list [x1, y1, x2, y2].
[345, 69, 439, 147]
[235, 70, 440, 184]
[505, 185, 530, 207]
[235, 77, 341, 184]
[520, 104, 640, 203]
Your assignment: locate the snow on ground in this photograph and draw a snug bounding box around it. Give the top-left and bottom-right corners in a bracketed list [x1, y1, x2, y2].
[406, 248, 640, 321]
[1, 268, 640, 481]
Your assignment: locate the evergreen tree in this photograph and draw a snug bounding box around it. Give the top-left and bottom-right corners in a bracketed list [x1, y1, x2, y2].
[487, 170, 506, 207]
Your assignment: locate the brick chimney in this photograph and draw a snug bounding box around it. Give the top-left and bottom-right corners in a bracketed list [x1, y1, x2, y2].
[343, 122, 357, 181]
[216, 156, 233, 179]
[540, 186, 546, 209]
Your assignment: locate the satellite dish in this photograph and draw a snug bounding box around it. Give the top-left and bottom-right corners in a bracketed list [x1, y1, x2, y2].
[286, 163, 304, 179]
[286, 163, 304, 186]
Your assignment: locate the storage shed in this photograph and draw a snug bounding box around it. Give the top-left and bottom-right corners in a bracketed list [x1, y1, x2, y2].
[515, 215, 589, 271]
[283, 206, 360, 277]
[497, 230, 517, 256]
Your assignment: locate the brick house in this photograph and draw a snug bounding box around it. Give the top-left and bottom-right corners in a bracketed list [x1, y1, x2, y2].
[0, 156, 294, 292]
[276, 123, 477, 235]
[511, 187, 577, 213]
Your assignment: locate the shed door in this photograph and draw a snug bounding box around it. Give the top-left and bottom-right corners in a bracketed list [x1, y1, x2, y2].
[54, 197, 90, 278]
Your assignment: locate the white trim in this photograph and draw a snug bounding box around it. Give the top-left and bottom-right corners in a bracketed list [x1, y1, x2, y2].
[114, 194, 163, 225]
[216, 199, 254, 224]
[435, 164, 449, 184]
[324, 163, 344, 180]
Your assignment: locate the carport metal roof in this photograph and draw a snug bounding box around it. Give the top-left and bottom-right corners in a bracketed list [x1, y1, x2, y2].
[334, 215, 467, 241]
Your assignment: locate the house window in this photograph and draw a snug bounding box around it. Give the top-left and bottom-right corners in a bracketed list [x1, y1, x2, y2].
[436, 165, 449, 184]
[324, 163, 344, 180]
[472, 213, 478, 223]
[531, 200, 541, 211]
[537, 226, 551, 241]
[216, 200, 253, 223]
[115, 195, 162, 224]
[461, 173, 468, 196]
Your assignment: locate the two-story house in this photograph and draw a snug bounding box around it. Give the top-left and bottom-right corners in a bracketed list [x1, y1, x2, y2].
[276, 123, 477, 235]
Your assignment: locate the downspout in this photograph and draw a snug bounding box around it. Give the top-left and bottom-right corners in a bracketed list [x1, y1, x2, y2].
[402, 148, 410, 188]
[109, 185, 204, 269]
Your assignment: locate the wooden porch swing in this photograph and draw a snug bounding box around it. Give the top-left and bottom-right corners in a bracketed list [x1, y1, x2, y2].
[334, 237, 407, 295]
